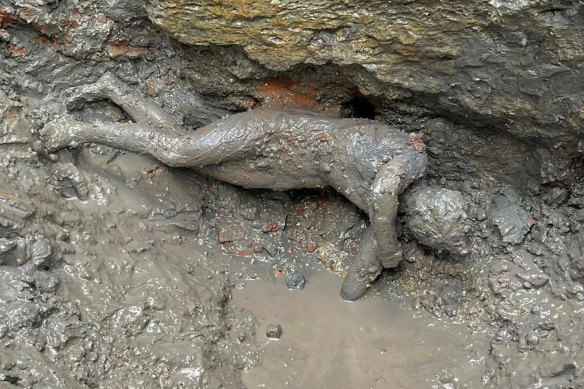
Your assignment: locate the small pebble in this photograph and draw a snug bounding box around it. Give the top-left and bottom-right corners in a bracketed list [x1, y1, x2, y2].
[266, 324, 282, 339]
[526, 330, 539, 346]
[286, 271, 305, 290]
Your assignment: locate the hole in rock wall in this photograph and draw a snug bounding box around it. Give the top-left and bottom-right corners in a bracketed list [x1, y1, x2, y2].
[341, 94, 377, 119]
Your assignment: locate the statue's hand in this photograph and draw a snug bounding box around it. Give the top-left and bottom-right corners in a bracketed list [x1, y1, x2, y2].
[38, 115, 82, 152]
[378, 246, 403, 268]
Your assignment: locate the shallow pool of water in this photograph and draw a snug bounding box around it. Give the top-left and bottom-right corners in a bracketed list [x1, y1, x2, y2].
[233, 270, 487, 389]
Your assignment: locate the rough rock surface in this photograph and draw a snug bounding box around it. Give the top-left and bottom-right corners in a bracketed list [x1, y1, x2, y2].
[147, 0, 584, 139]
[489, 188, 533, 245]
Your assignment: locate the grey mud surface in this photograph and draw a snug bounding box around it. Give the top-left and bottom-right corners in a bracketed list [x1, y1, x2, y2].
[1, 0, 584, 388]
[233, 271, 489, 389]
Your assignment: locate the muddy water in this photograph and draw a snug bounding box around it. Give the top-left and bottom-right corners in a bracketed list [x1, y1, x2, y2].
[234, 271, 486, 389]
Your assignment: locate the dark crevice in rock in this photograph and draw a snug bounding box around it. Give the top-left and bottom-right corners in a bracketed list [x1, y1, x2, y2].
[341, 94, 377, 120]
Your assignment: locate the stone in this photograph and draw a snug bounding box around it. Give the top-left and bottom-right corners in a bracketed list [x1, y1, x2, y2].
[545, 187, 570, 207]
[28, 235, 52, 267]
[489, 190, 532, 245]
[0, 321, 6, 338]
[266, 324, 282, 339]
[216, 223, 236, 243]
[146, 0, 584, 140]
[441, 279, 463, 317]
[285, 270, 305, 290]
[526, 330, 539, 347]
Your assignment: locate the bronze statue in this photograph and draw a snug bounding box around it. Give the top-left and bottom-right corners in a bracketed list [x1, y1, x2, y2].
[41, 73, 427, 301]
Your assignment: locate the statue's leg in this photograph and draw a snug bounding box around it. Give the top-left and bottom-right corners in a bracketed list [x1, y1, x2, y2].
[65, 72, 182, 130]
[340, 150, 427, 301]
[40, 116, 191, 166]
[40, 109, 271, 168]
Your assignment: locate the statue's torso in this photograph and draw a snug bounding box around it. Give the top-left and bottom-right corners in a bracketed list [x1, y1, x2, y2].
[198, 108, 411, 194]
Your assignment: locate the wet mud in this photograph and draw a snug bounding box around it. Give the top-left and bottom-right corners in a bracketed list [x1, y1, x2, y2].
[39, 74, 428, 301]
[234, 271, 489, 389]
[1, 1, 584, 388]
[0, 150, 257, 388]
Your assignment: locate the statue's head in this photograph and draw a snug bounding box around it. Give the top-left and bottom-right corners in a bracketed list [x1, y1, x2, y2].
[402, 185, 473, 258]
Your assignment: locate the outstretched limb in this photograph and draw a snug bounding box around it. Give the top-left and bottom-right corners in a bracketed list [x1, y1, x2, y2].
[65, 72, 183, 132]
[340, 227, 381, 301]
[40, 116, 192, 166]
[370, 150, 427, 268]
[40, 107, 279, 168]
[340, 149, 427, 301]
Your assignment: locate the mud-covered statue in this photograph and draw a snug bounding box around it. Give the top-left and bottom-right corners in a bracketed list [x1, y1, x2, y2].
[40, 73, 428, 301]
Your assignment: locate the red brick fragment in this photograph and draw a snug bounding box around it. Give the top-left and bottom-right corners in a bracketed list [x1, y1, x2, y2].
[6, 43, 26, 58]
[0, 9, 17, 29]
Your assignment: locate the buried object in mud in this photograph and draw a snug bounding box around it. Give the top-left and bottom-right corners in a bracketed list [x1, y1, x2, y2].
[489, 189, 533, 245]
[40, 73, 457, 301]
[266, 324, 283, 339]
[286, 270, 306, 290]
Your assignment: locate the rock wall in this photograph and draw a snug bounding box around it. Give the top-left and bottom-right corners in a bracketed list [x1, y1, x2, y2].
[147, 0, 584, 139]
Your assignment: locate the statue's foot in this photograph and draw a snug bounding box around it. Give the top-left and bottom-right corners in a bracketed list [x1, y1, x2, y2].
[39, 116, 82, 152]
[340, 272, 370, 301]
[339, 226, 382, 301]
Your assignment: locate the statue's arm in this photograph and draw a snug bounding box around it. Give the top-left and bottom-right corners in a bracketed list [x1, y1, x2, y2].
[370, 150, 427, 268]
